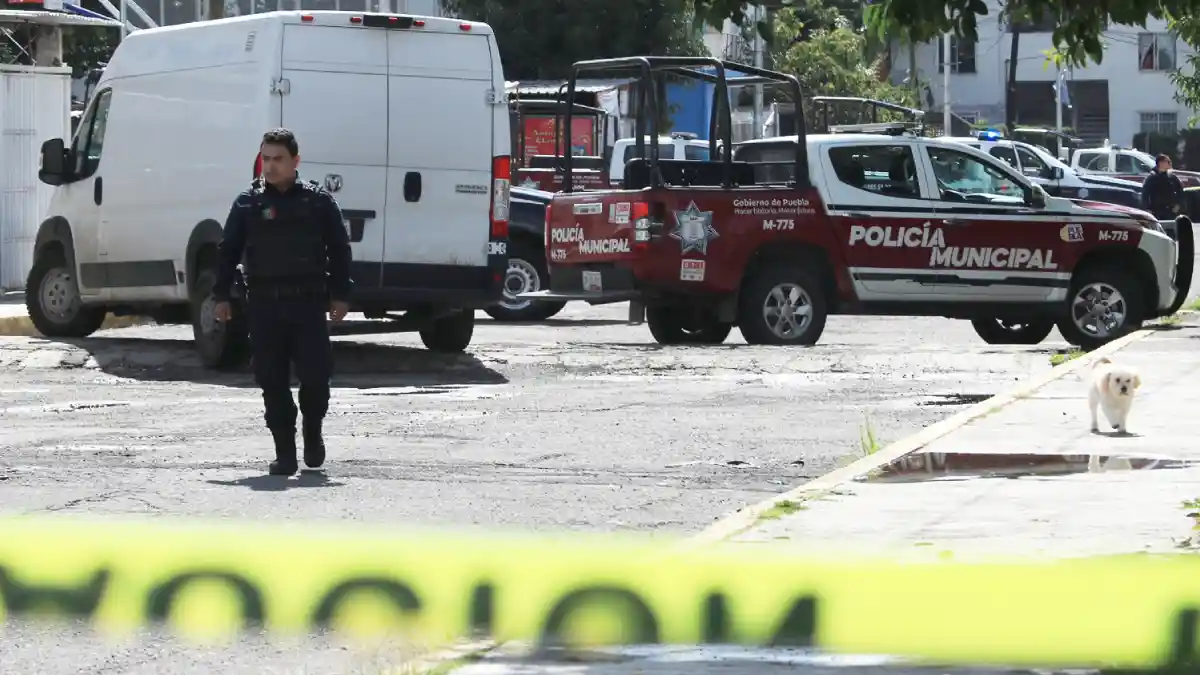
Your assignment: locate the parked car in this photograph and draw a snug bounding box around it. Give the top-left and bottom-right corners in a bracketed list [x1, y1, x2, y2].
[485, 186, 566, 321]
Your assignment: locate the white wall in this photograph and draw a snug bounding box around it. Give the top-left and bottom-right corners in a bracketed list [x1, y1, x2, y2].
[889, 1, 1199, 145]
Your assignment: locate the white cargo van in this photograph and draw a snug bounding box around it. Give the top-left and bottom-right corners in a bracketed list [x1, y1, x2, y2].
[31, 10, 511, 367]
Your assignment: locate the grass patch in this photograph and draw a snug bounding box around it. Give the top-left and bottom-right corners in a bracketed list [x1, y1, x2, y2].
[1174, 499, 1200, 550]
[1158, 313, 1183, 326]
[1049, 348, 1084, 367]
[860, 415, 882, 456]
[1187, 298, 1200, 312]
[758, 499, 806, 521]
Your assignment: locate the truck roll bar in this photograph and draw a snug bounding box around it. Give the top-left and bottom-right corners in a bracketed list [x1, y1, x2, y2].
[555, 56, 808, 193]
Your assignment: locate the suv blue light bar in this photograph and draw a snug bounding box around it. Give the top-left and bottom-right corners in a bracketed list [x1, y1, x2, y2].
[978, 129, 1003, 141]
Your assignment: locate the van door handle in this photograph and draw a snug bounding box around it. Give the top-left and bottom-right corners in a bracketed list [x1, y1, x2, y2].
[404, 172, 421, 202]
[93, 176, 102, 205]
[941, 217, 967, 225]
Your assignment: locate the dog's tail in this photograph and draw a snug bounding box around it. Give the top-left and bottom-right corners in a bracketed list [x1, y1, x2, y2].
[1093, 356, 1113, 368]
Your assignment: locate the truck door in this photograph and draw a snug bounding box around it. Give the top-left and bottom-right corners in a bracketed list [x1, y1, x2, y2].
[923, 145, 1062, 302]
[382, 29, 495, 286]
[280, 24, 389, 288]
[822, 142, 943, 299]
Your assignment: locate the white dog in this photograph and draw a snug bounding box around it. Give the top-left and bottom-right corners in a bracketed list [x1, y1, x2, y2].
[1088, 357, 1141, 434]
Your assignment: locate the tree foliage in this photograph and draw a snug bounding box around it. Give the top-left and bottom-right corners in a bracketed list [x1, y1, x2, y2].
[771, 0, 917, 122]
[1167, 15, 1200, 112]
[695, 0, 1195, 67]
[0, 0, 117, 76]
[442, 0, 708, 81]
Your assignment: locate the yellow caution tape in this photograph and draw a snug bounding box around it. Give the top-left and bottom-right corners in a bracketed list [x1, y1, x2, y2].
[0, 515, 1197, 669]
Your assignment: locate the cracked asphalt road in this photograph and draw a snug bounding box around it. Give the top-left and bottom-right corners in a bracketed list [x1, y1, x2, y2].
[0, 304, 1089, 673]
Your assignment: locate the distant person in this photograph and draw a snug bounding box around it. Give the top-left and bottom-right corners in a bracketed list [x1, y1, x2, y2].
[212, 128, 354, 476]
[1141, 154, 1184, 221]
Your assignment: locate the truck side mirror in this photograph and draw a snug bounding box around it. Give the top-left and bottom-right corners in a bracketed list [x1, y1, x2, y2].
[38, 138, 70, 186]
[1051, 166, 1064, 180]
[1027, 185, 1047, 209]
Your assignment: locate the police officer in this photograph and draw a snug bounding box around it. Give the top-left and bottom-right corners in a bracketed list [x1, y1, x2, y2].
[212, 128, 354, 476]
[1141, 154, 1185, 221]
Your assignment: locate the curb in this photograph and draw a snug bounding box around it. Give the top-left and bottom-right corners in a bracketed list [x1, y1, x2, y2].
[683, 324, 1170, 549]
[0, 313, 148, 337]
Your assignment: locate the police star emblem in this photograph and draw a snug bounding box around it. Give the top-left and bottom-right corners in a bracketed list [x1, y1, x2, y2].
[670, 201, 719, 255]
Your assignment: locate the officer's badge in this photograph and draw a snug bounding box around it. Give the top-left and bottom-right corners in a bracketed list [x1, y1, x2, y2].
[262, 206, 276, 220]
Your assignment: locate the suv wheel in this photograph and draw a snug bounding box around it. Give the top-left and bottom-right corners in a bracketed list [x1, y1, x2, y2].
[25, 250, 106, 338]
[191, 268, 250, 369]
[737, 265, 828, 345]
[970, 318, 1055, 345]
[646, 306, 732, 345]
[484, 241, 566, 322]
[420, 310, 474, 352]
[1057, 266, 1145, 350]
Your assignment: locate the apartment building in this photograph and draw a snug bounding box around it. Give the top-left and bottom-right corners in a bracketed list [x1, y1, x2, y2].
[889, 2, 1197, 146]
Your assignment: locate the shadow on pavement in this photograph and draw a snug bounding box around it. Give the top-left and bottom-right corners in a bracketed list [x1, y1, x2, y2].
[478, 318, 633, 328]
[49, 336, 508, 390]
[205, 469, 347, 491]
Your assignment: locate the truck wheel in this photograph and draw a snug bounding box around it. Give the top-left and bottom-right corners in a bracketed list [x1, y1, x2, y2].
[1056, 266, 1145, 350]
[484, 241, 566, 322]
[646, 306, 732, 345]
[25, 250, 106, 338]
[420, 310, 474, 353]
[191, 268, 249, 369]
[737, 265, 828, 346]
[970, 318, 1055, 345]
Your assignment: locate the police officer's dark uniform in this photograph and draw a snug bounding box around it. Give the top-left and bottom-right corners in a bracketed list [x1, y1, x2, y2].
[1142, 157, 1185, 221]
[213, 173, 353, 475]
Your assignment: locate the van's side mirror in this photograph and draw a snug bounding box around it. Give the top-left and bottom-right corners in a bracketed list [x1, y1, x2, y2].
[1051, 166, 1065, 180]
[38, 138, 70, 186]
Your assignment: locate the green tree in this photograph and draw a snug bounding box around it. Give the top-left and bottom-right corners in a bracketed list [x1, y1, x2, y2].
[696, 0, 1200, 66]
[0, 0, 117, 76]
[1167, 16, 1200, 112]
[442, 0, 708, 81]
[771, 0, 917, 121]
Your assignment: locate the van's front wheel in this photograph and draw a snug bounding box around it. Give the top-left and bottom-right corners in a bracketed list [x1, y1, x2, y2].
[25, 251, 106, 338]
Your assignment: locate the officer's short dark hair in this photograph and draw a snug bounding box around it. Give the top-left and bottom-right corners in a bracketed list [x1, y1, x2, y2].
[1157, 154, 1172, 165]
[261, 128, 299, 157]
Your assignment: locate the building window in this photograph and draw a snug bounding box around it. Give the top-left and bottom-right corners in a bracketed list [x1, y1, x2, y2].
[1140, 112, 1179, 135]
[1139, 33, 1176, 71]
[938, 36, 977, 74]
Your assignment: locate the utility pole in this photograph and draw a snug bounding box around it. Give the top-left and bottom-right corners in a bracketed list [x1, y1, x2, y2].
[942, 32, 952, 134]
[752, 3, 764, 139]
[1005, 4, 1020, 132]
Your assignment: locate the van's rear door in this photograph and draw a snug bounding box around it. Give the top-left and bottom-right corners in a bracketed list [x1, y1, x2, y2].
[383, 26, 495, 288]
[280, 22, 388, 288]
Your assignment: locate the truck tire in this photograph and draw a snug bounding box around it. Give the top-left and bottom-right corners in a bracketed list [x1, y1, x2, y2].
[484, 240, 566, 322]
[646, 306, 732, 345]
[191, 268, 250, 369]
[737, 264, 828, 346]
[420, 310, 474, 353]
[25, 249, 106, 338]
[1056, 265, 1145, 351]
[970, 318, 1055, 345]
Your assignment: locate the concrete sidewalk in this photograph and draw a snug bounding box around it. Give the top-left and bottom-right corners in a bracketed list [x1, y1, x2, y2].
[729, 314, 1200, 559]
[0, 291, 145, 336]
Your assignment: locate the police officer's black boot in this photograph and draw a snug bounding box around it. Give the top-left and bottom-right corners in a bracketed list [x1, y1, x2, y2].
[269, 428, 298, 476]
[302, 417, 326, 469]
